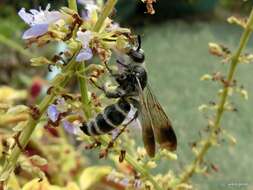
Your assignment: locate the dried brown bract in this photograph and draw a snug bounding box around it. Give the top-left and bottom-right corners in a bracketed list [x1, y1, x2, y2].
[143, 0, 156, 15]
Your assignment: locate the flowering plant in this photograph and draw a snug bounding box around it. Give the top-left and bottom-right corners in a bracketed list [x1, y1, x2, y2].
[0, 0, 253, 190]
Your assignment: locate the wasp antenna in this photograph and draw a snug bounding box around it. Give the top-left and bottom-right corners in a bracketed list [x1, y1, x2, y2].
[137, 35, 142, 51]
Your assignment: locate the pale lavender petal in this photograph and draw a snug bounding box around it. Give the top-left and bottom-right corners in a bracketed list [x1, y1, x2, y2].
[62, 120, 78, 134]
[30, 9, 40, 15]
[57, 97, 65, 106]
[44, 11, 63, 24]
[81, 10, 89, 20]
[78, 0, 94, 6]
[47, 104, 60, 122]
[22, 24, 48, 39]
[18, 8, 33, 25]
[19, 5, 62, 26]
[76, 31, 93, 48]
[76, 48, 93, 62]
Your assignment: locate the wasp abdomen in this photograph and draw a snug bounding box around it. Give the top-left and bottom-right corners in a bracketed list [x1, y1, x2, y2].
[80, 98, 131, 136]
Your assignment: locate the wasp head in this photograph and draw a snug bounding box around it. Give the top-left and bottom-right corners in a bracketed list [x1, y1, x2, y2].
[127, 35, 145, 63]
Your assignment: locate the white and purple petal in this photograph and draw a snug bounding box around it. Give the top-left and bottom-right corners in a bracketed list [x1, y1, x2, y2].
[76, 48, 93, 62]
[62, 120, 78, 135]
[76, 31, 93, 48]
[47, 104, 60, 122]
[18, 8, 33, 25]
[18, 4, 62, 26]
[22, 24, 49, 39]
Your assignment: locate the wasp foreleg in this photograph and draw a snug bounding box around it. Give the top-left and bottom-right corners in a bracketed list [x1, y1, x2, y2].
[89, 78, 126, 99]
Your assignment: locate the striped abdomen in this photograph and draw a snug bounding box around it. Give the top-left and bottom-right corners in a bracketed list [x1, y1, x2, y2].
[80, 98, 131, 136]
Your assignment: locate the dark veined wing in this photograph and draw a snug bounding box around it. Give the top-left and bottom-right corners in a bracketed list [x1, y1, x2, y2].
[145, 84, 177, 151]
[136, 78, 156, 157]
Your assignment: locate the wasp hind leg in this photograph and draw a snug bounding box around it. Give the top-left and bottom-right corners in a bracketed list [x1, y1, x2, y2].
[100, 110, 138, 159]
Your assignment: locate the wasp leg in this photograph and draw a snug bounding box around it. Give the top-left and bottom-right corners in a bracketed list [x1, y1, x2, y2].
[89, 78, 126, 99]
[104, 62, 114, 75]
[112, 111, 138, 145]
[100, 110, 138, 159]
[116, 59, 128, 68]
[129, 98, 141, 110]
[104, 62, 123, 79]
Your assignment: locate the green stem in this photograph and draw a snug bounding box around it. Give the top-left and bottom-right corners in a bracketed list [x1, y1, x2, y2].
[0, 33, 34, 58]
[68, 0, 78, 12]
[178, 9, 253, 184]
[67, 0, 92, 118]
[76, 0, 117, 118]
[77, 63, 92, 118]
[93, 0, 117, 33]
[0, 58, 76, 181]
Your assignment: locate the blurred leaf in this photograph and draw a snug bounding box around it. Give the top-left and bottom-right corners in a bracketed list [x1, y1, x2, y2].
[65, 182, 80, 190]
[79, 166, 112, 190]
[7, 105, 29, 114]
[6, 173, 21, 190]
[0, 86, 27, 103]
[22, 178, 61, 190]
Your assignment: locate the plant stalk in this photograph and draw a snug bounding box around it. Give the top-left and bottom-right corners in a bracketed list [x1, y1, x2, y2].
[93, 0, 117, 32]
[0, 58, 76, 181]
[178, 8, 253, 184]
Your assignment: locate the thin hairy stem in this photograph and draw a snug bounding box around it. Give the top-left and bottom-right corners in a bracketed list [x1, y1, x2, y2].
[93, 0, 117, 32]
[178, 8, 253, 184]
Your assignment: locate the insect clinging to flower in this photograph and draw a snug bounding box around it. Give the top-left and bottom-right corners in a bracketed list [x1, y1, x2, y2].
[80, 35, 177, 157]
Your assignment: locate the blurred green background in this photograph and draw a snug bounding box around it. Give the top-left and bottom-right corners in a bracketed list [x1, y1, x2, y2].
[1, 0, 253, 189]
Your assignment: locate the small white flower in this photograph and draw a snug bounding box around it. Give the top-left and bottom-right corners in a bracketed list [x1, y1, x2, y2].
[18, 4, 63, 39]
[76, 30, 93, 61]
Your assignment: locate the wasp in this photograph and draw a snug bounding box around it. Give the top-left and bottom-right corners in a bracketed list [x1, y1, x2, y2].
[80, 36, 177, 157]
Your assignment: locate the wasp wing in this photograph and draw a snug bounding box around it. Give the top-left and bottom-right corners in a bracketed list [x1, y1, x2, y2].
[136, 78, 156, 157]
[145, 84, 177, 151]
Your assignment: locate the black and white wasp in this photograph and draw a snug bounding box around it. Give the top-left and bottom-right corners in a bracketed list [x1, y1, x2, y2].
[80, 36, 177, 157]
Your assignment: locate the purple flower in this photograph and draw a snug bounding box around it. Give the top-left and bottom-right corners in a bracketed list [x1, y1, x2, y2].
[76, 48, 93, 61]
[62, 120, 79, 135]
[76, 31, 93, 61]
[18, 4, 62, 39]
[47, 104, 60, 122]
